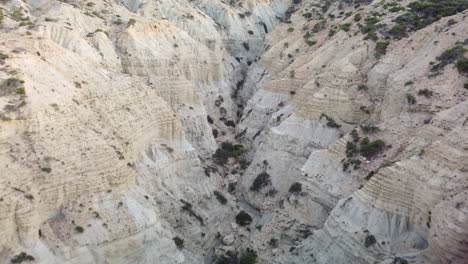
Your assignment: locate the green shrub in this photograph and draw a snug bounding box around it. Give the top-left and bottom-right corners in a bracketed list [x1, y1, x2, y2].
[306, 40, 317, 46]
[212, 142, 246, 165]
[389, 23, 407, 39]
[354, 13, 362, 21]
[389, 6, 405, 13]
[11, 10, 25, 21]
[113, 19, 123, 25]
[242, 42, 250, 51]
[404, 80, 414, 86]
[431, 44, 467, 75]
[74, 226, 84, 233]
[364, 234, 376, 248]
[173, 236, 184, 249]
[239, 251, 257, 264]
[40, 167, 52, 174]
[359, 137, 386, 158]
[328, 29, 337, 37]
[19, 21, 33, 27]
[11, 252, 35, 264]
[250, 172, 270, 191]
[375, 41, 390, 58]
[406, 94, 417, 105]
[1, 78, 26, 96]
[311, 20, 326, 33]
[346, 141, 359, 158]
[358, 84, 368, 91]
[236, 211, 252, 226]
[288, 182, 302, 193]
[447, 19, 457, 26]
[216, 252, 238, 264]
[402, 0, 468, 31]
[214, 190, 227, 205]
[360, 16, 380, 40]
[339, 23, 351, 32]
[456, 58, 468, 74]
[228, 182, 236, 193]
[287, 27, 294, 32]
[128, 18, 136, 26]
[0, 9, 4, 22]
[418, 89, 433, 98]
[351, 129, 360, 142]
[321, 114, 341, 128]
[0, 52, 8, 61]
[361, 125, 380, 134]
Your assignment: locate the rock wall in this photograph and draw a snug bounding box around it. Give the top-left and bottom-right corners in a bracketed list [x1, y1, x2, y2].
[0, 0, 467, 264]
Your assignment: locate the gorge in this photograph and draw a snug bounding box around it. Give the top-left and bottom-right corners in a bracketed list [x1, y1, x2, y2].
[0, 0, 467, 263]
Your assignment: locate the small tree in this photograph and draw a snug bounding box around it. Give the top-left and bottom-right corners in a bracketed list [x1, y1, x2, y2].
[128, 18, 136, 26]
[74, 226, 84, 233]
[375, 41, 390, 58]
[250, 172, 270, 191]
[173, 236, 184, 249]
[406, 94, 416, 105]
[214, 191, 227, 205]
[288, 182, 302, 193]
[236, 211, 252, 226]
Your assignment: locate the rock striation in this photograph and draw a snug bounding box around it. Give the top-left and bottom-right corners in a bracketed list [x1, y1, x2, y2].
[0, 0, 467, 264]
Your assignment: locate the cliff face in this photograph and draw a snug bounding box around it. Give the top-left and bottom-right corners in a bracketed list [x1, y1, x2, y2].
[0, 0, 467, 264]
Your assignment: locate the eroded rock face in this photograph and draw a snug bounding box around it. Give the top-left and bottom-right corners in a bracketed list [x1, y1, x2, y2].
[0, 0, 467, 264]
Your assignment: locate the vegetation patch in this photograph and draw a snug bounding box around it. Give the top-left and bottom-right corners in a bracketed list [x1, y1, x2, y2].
[346, 141, 359, 158]
[40, 167, 52, 173]
[359, 137, 386, 159]
[173, 236, 184, 249]
[398, 0, 468, 32]
[306, 40, 317, 46]
[239, 250, 257, 264]
[388, 23, 407, 39]
[312, 20, 326, 33]
[456, 58, 468, 74]
[215, 251, 238, 264]
[213, 142, 246, 165]
[364, 234, 376, 248]
[375, 41, 390, 58]
[180, 199, 204, 225]
[406, 94, 417, 105]
[339, 23, 351, 32]
[360, 16, 380, 41]
[361, 125, 380, 134]
[11, 252, 35, 264]
[74, 226, 84, 233]
[321, 114, 341, 128]
[213, 190, 227, 205]
[418, 89, 433, 98]
[0, 78, 26, 96]
[250, 172, 271, 191]
[236, 211, 252, 226]
[430, 45, 467, 74]
[288, 182, 302, 193]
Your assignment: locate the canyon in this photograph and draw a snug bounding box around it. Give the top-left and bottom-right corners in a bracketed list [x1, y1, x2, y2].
[0, 0, 467, 263]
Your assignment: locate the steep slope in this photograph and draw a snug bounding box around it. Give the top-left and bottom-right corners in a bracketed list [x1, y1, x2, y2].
[0, 0, 467, 264]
